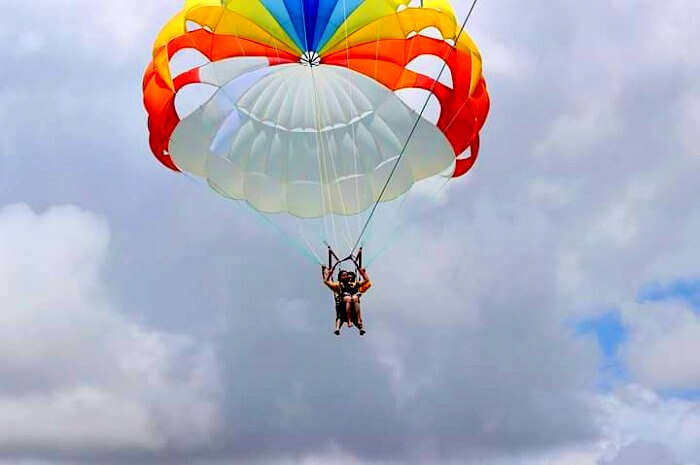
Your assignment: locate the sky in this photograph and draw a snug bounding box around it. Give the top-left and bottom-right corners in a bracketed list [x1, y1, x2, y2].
[0, 0, 699, 464]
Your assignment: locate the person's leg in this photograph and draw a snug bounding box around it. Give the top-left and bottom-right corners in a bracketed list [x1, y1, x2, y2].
[353, 296, 365, 335]
[344, 296, 353, 327]
[334, 299, 343, 335]
[353, 296, 362, 326]
[334, 318, 341, 335]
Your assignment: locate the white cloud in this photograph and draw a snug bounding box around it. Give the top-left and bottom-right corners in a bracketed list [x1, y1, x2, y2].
[478, 386, 700, 465]
[534, 100, 622, 161]
[0, 204, 221, 453]
[599, 385, 700, 464]
[620, 301, 700, 389]
[0, 387, 156, 450]
[3, 0, 170, 61]
[642, 0, 700, 66]
[477, 36, 532, 78]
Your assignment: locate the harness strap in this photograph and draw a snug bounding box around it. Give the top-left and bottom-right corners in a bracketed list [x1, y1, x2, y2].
[326, 245, 363, 276]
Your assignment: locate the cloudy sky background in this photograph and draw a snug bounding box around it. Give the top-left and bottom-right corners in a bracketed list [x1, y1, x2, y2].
[1, 0, 699, 464]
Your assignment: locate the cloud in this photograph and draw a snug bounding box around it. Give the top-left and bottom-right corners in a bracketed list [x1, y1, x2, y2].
[534, 100, 622, 161]
[620, 301, 700, 389]
[599, 441, 680, 465]
[600, 385, 700, 464]
[0, 204, 220, 456]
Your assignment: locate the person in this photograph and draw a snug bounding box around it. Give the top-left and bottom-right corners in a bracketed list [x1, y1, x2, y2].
[322, 265, 372, 336]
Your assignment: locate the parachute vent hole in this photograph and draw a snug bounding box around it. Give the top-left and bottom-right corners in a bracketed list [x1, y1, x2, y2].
[456, 147, 474, 160]
[417, 26, 445, 41]
[405, 54, 454, 89]
[300, 51, 321, 67]
[169, 48, 210, 81]
[186, 21, 202, 32]
[174, 83, 218, 120]
[400, 1, 426, 12]
[395, 88, 442, 125]
[185, 20, 212, 33]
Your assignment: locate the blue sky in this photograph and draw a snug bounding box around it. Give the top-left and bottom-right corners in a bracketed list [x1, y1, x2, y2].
[577, 279, 700, 397]
[576, 311, 628, 389]
[640, 279, 700, 311]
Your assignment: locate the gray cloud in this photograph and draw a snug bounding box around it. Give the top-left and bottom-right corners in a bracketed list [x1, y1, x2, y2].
[0, 204, 220, 461]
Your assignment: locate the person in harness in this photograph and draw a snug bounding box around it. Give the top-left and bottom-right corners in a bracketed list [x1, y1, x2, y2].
[322, 248, 371, 336]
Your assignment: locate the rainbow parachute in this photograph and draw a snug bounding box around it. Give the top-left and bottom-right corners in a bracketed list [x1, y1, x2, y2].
[143, 0, 489, 258]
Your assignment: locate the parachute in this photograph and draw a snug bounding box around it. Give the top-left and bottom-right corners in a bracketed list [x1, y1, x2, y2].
[143, 0, 490, 263]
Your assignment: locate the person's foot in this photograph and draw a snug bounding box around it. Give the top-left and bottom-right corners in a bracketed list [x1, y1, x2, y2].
[360, 329, 366, 336]
[334, 329, 340, 336]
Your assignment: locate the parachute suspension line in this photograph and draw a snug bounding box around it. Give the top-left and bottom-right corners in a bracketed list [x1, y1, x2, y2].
[177, 173, 313, 261]
[315, 95, 340, 251]
[173, 22, 316, 262]
[263, 4, 321, 259]
[250, 7, 318, 262]
[350, 0, 480, 255]
[323, 0, 361, 252]
[360, 183, 411, 264]
[368, 0, 425, 254]
[359, 0, 392, 258]
[341, 0, 365, 249]
[299, 224, 322, 263]
[306, 0, 355, 254]
[309, 73, 337, 251]
[317, 59, 353, 248]
[302, 4, 338, 255]
[197, 170, 322, 264]
[320, 85, 354, 252]
[368, 174, 451, 265]
[235, 200, 322, 264]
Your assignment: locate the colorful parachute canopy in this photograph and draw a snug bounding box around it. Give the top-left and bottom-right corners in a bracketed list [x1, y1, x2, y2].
[143, 0, 489, 222]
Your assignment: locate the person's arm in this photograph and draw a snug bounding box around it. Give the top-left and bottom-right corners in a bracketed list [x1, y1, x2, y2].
[321, 266, 340, 292]
[358, 268, 372, 293]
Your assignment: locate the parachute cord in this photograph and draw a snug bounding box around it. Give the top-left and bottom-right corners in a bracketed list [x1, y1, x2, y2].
[342, 0, 365, 251]
[326, 0, 360, 252]
[179, 171, 322, 264]
[369, 175, 452, 266]
[350, 0, 480, 255]
[301, 1, 335, 253]
[299, 0, 322, 249]
[238, 202, 322, 264]
[309, 70, 335, 250]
